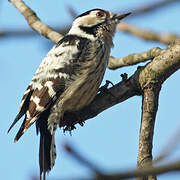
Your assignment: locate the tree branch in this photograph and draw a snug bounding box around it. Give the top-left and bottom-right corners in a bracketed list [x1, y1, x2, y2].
[9, 0, 63, 43]
[132, 0, 180, 17]
[8, 2, 180, 179]
[108, 47, 164, 69]
[153, 125, 180, 164]
[104, 160, 180, 180]
[137, 83, 161, 180]
[59, 42, 180, 180]
[60, 41, 180, 129]
[63, 141, 180, 180]
[63, 143, 103, 176]
[118, 22, 180, 45]
[138, 40, 180, 84]
[136, 40, 180, 179]
[4, 0, 179, 40]
[60, 75, 141, 128]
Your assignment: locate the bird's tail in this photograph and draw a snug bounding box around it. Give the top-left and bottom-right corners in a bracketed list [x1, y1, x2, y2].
[36, 109, 57, 180]
[39, 131, 56, 180]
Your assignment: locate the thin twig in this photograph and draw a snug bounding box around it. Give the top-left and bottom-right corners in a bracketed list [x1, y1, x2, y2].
[153, 125, 180, 164]
[132, 0, 180, 16]
[118, 22, 180, 45]
[63, 143, 103, 176]
[66, 6, 78, 19]
[3, 0, 179, 40]
[9, 0, 63, 43]
[104, 160, 180, 179]
[108, 47, 164, 69]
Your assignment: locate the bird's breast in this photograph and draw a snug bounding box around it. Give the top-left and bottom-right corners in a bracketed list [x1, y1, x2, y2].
[60, 45, 109, 112]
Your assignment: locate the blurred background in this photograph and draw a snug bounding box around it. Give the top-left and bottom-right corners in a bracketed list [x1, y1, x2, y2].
[1, 0, 180, 179]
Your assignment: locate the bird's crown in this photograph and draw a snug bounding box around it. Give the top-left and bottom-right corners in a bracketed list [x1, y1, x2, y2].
[68, 9, 131, 40]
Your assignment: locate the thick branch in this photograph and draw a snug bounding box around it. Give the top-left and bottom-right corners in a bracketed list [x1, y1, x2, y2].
[60, 75, 141, 127]
[108, 47, 164, 69]
[9, 0, 63, 43]
[137, 83, 161, 180]
[135, 41, 180, 179]
[118, 22, 180, 45]
[60, 42, 180, 138]
[139, 40, 180, 85]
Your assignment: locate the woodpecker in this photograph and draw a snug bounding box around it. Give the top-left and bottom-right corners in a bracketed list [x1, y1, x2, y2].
[8, 9, 131, 180]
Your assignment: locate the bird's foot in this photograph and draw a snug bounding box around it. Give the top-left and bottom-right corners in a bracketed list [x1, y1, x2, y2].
[62, 111, 85, 135]
[62, 112, 77, 135]
[98, 80, 116, 99]
[120, 73, 128, 81]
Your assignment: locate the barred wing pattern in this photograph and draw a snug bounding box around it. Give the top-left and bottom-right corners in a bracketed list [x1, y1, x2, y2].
[8, 35, 91, 177]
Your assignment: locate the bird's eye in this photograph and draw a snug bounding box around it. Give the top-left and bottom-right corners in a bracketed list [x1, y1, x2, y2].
[96, 11, 105, 17]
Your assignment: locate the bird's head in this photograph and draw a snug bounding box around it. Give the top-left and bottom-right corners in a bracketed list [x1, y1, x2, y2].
[68, 9, 131, 42]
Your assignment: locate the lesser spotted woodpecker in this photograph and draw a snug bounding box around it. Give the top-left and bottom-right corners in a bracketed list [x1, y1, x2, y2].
[8, 9, 131, 179]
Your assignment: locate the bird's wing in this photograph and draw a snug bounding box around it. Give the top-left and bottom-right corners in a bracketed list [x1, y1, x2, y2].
[14, 78, 65, 142]
[8, 35, 89, 141]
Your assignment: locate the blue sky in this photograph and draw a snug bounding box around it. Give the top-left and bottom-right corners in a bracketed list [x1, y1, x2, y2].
[1, 0, 180, 179]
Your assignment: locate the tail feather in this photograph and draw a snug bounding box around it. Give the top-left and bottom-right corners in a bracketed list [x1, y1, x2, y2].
[8, 90, 33, 134]
[36, 109, 57, 180]
[8, 111, 25, 134]
[14, 115, 27, 142]
[39, 133, 56, 179]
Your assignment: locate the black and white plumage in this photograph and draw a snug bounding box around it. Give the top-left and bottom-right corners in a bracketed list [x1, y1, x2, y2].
[8, 9, 130, 179]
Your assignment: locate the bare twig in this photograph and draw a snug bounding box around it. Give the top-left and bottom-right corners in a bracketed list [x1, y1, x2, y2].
[66, 6, 78, 19]
[63, 143, 103, 176]
[104, 160, 180, 180]
[31, 159, 180, 180]
[4, 0, 179, 42]
[3, 0, 179, 40]
[132, 0, 180, 16]
[153, 125, 180, 164]
[59, 42, 180, 129]
[62, 142, 180, 180]
[9, 0, 63, 43]
[118, 22, 180, 45]
[0, 26, 69, 39]
[108, 47, 164, 69]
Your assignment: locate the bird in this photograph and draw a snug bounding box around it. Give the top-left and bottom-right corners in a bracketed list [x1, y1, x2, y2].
[8, 8, 131, 180]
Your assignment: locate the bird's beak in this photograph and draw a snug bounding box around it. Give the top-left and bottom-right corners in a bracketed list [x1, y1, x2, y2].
[113, 12, 131, 21]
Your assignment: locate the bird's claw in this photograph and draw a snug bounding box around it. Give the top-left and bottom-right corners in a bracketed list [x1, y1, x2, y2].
[98, 80, 117, 100]
[98, 80, 114, 93]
